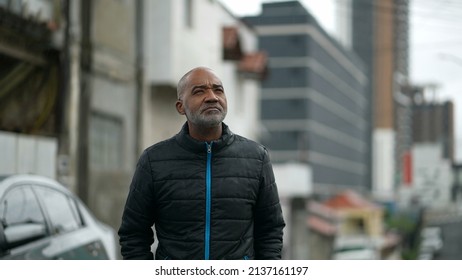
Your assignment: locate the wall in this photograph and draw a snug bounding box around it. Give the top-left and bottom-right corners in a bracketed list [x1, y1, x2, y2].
[0, 131, 57, 179]
[85, 0, 139, 230]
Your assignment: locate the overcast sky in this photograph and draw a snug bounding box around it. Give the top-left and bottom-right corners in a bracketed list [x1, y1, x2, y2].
[219, 0, 462, 162]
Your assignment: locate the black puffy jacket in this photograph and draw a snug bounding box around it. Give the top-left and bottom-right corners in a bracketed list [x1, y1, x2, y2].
[118, 123, 285, 260]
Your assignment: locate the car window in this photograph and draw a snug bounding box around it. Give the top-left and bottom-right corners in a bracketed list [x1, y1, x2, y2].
[0, 186, 48, 249]
[0, 186, 46, 229]
[34, 186, 82, 235]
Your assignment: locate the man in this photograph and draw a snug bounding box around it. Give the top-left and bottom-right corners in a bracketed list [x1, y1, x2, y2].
[118, 67, 285, 260]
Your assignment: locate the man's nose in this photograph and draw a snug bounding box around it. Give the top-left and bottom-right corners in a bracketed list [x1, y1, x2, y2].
[204, 88, 219, 102]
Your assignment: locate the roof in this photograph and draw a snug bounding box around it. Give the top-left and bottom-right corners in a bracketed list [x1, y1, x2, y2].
[323, 190, 381, 210]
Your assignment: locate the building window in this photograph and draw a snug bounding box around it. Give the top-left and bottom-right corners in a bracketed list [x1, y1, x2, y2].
[184, 0, 194, 28]
[89, 112, 123, 171]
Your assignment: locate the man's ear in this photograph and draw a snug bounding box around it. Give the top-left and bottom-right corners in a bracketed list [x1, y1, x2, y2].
[176, 100, 185, 115]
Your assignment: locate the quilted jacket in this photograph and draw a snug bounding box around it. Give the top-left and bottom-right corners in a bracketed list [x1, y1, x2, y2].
[118, 122, 285, 260]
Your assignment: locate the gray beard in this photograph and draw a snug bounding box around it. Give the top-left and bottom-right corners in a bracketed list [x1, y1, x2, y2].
[185, 109, 227, 128]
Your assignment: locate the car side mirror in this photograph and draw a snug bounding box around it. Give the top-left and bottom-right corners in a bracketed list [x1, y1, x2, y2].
[1, 223, 47, 250]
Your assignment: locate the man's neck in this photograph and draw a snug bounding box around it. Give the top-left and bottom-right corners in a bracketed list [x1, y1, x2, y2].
[188, 122, 223, 142]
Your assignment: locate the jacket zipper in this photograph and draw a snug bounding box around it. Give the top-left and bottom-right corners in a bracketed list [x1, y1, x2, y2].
[205, 142, 213, 260]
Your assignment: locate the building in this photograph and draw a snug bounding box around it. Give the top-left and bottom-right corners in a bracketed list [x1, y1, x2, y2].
[65, 0, 142, 230]
[399, 143, 453, 209]
[0, 1, 62, 178]
[412, 99, 455, 162]
[397, 88, 456, 209]
[351, 0, 411, 202]
[1, 0, 266, 239]
[243, 1, 369, 195]
[0, 0, 143, 232]
[141, 0, 266, 149]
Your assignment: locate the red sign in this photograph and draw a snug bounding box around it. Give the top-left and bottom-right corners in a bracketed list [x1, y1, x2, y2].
[402, 151, 412, 186]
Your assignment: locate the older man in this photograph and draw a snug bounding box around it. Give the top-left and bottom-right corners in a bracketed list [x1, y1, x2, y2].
[118, 67, 285, 260]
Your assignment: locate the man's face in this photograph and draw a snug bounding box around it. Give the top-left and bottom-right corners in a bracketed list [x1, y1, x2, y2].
[178, 69, 228, 128]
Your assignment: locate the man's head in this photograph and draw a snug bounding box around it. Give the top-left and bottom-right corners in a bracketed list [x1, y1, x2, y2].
[176, 67, 228, 128]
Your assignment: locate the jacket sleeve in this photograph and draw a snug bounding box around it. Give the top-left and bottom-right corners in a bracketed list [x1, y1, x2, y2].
[254, 148, 285, 259]
[118, 150, 156, 259]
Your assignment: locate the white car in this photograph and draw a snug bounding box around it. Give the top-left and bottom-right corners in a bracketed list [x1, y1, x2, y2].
[332, 235, 379, 260]
[0, 174, 117, 259]
[420, 227, 443, 254]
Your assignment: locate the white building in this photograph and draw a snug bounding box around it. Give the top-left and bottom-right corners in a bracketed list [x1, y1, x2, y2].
[142, 0, 266, 148]
[399, 143, 453, 209]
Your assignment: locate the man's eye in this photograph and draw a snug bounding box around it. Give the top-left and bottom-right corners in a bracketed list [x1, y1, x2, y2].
[193, 90, 204, 95]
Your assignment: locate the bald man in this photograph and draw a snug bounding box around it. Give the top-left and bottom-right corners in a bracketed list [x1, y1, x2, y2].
[118, 67, 285, 260]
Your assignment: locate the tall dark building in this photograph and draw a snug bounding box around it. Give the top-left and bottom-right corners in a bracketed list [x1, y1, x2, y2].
[243, 1, 369, 195]
[412, 97, 455, 162]
[351, 0, 411, 200]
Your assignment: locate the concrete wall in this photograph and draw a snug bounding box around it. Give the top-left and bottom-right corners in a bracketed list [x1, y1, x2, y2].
[0, 131, 57, 179]
[86, 0, 139, 230]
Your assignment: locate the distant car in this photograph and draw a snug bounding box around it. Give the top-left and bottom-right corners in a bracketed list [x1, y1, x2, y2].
[418, 250, 433, 260]
[420, 226, 443, 254]
[0, 174, 117, 259]
[332, 235, 379, 260]
[333, 246, 378, 260]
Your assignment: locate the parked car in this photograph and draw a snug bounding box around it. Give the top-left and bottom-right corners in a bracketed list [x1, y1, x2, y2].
[332, 235, 379, 260]
[0, 174, 117, 259]
[420, 226, 443, 255]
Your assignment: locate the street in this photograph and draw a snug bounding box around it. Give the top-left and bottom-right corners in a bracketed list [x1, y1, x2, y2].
[427, 211, 462, 259]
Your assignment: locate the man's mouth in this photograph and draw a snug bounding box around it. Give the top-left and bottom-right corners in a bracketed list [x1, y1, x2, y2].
[202, 107, 221, 113]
